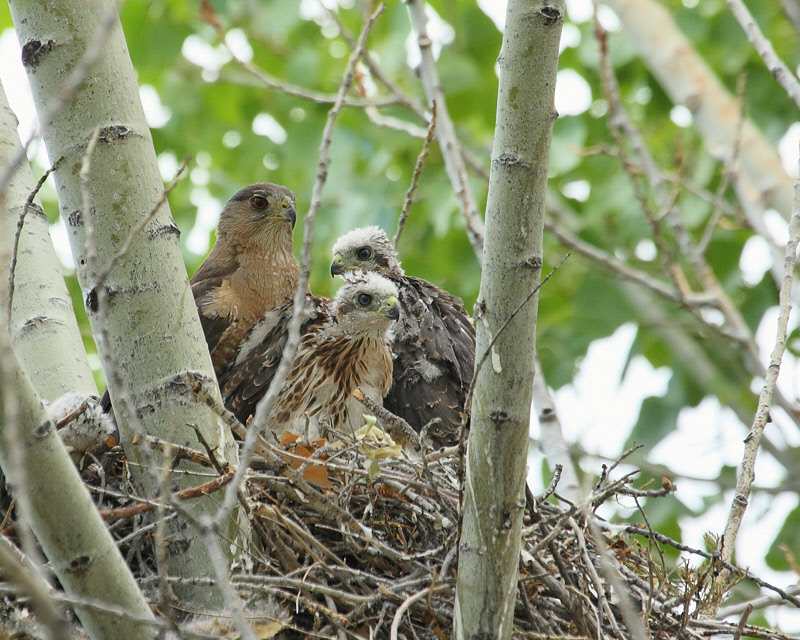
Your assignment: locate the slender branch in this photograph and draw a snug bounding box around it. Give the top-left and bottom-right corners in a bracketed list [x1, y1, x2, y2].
[354, 389, 422, 452]
[217, 5, 387, 531]
[465, 254, 569, 413]
[394, 103, 437, 247]
[325, 5, 429, 122]
[545, 219, 690, 304]
[0, 535, 69, 640]
[390, 585, 448, 640]
[7, 157, 63, 322]
[626, 526, 800, 608]
[406, 0, 485, 260]
[698, 74, 746, 255]
[93, 158, 189, 287]
[596, 17, 800, 425]
[726, 0, 800, 109]
[719, 160, 800, 570]
[718, 585, 800, 618]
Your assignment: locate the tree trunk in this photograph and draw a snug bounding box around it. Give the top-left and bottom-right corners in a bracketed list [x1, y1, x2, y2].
[8, 0, 237, 609]
[454, 1, 564, 639]
[0, 255, 155, 640]
[0, 82, 96, 402]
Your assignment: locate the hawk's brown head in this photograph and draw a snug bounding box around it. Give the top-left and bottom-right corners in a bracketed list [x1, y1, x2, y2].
[217, 183, 297, 242]
[330, 226, 404, 278]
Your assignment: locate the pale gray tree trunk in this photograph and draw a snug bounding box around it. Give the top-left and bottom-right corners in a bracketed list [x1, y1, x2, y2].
[0, 82, 96, 402]
[0, 242, 155, 639]
[454, 1, 564, 639]
[8, 0, 237, 609]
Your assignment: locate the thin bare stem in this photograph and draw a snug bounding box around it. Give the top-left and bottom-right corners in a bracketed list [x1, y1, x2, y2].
[394, 103, 437, 247]
[215, 5, 387, 530]
[93, 158, 189, 287]
[727, 0, 800, 109]
[7, 157, 63, 322]
[406, 0, 485, 260]
[719, 159, 800, 569]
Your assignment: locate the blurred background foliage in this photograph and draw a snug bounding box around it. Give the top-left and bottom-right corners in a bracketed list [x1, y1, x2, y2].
[2, 0, 800, 613]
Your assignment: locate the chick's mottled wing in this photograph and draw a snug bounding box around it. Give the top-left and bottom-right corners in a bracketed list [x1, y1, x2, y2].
[219, 297, 329, 425]
[386, 276, 475, 447]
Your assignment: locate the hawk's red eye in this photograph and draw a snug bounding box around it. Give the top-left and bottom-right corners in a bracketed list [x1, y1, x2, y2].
[251, 195, 268, 210]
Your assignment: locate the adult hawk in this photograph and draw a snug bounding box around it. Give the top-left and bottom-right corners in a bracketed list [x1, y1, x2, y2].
[220, 272, 399, 441]
[192, 182, 299, 381]
[330, 226, 475, 447]
[101, 183, 299, 419]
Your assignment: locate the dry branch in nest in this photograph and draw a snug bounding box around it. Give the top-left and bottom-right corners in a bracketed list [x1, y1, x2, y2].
[0, 436, 797, 640]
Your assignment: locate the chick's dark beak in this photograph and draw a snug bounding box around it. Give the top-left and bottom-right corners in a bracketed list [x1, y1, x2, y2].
[384, 302, 400, 321]
[330, 254, 344, 277]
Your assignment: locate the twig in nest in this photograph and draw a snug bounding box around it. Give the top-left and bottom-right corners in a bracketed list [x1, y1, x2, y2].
[98, 470, 234, 523]
[188, 423, 227, 475]
[190, 377, 247, 440]
[540, 464, 563, 502]
[353, 388, 421, 452]
[625, 526, 800, 608]
[54, 402, 89, 430]
[144, 435, 221, 471]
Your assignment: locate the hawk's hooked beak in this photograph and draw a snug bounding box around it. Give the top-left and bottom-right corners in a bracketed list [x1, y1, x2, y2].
[382, 296, 400, 321]
[330, 253, 344, 277]
[277, 195, 297, 228]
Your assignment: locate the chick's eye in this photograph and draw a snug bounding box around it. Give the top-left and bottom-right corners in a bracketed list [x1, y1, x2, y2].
[251, 195, 268, 210]
[357, 293, 372, 307]
[356, 247, 372, 261]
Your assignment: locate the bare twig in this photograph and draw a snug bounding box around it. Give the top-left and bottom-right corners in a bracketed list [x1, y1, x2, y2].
[726, 0, 800, 109]
[394, 104, 437, 247]
[354, 389, 421, 452]
[625, 526, 800, 607]
[390, 585, 448, 640]
[0, 535, 68, 640]
[698, 74, 747, 255]
[718, 585, 800, 618]
[230, 6, 387, 532]
[93, 158, 189, 287]
[719, 162, 800, 568]
[465, 254, 569, 412]
[7, 156, 63, 322]
[406, 0, 485, 259]
[595, 16, 800, 425]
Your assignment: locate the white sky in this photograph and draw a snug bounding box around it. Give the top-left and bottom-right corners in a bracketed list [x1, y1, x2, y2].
[2, 1, 800, 626]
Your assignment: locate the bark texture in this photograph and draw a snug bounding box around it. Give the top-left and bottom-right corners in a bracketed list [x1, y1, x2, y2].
[8, 0, 236, 608]
[0, 261, 155, 640]
[454, 1, 564, 639]
[0, 82, 96, 402]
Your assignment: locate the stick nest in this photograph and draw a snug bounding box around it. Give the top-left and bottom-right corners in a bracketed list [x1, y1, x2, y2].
[2, 434, 798, 640]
